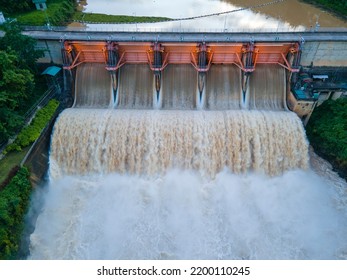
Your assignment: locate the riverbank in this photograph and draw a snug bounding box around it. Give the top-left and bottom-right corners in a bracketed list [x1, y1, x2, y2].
[0, 99, 60, 259]
[8, 0, 172, 26]
[0, 99, 60, 182]
[300, 0, 347, 21]
[0, 167, 32, 259]
[72, 12, 171, 25]
[5, 0, 346, 27]
[306, 98, 347, 181]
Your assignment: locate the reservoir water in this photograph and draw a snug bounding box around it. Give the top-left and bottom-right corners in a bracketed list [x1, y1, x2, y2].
[75, 0, 347, 30]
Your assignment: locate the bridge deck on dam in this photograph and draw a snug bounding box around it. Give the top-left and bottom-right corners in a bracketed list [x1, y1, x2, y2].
[21, 27, 347, 67]
[22, 28, 347, 43]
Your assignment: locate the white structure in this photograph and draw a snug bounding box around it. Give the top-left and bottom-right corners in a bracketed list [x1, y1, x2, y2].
[32, 0, 47, 10]
[0, 12, 5, 24]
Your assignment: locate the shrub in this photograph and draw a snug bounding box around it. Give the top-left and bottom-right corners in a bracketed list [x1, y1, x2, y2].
[0, 167, 32, 259]
[306, 98, 347, 178]
[5, 99, 59, 154]
[0, 166, 20, 190]
[17, 0, 75, 26]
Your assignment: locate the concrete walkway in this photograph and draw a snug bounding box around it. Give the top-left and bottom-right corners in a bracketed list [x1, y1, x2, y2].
[22, 29, 347, 43]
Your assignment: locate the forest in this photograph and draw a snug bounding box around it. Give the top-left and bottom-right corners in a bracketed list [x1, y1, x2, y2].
[0, 0, 75, 26]
[306, 98, 347, 179]
[0, 24, 44, 145]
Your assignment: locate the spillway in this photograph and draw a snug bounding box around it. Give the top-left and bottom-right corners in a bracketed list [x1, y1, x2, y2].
[117, 64, 154, 109]
[51, 63, 308, 177]
[161, 65, 198, 109]
[74, 63, 113, 108]
[205, 65, 241, 110]
[248, 65, 286, 110]
[28, 63, 347, 260]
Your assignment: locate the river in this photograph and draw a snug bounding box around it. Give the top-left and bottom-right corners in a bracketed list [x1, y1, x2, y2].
[74, 0, 347, 31]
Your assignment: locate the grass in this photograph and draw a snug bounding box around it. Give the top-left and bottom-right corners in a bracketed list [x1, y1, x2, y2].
[73, 12, 172, 24]
[15, 0, 74, 26]
[0, 148, 30, 184]
[12, 0, 172, 26]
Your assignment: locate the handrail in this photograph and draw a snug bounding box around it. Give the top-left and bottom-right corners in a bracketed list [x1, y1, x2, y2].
[21, 25, 347, 34]
[23, 86, 57, 123]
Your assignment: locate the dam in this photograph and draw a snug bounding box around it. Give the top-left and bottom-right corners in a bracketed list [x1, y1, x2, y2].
[27, 28, 347, 259]
[28, 27, 347, 122]
[49, 34, 307, 177]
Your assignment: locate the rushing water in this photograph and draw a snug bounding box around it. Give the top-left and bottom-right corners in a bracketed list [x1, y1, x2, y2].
[205, 65, 241, 110]
[117, 65, 155, 109]
[27, 59, 347, 259]
[74, 63, 113, 108]
[248, 65, 286, 110]
[29, 169, 347, 260]
[49, 109, 308, 177]
[75, 0, 347, 30]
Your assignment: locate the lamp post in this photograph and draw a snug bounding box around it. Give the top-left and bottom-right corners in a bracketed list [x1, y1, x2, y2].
[314, 15, 320, 32]
[133, 12, 138, 32]
[224, 14, 228, 32]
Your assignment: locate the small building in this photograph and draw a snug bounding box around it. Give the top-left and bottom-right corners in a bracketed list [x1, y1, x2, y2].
[32, 0, 47, 11]
[41, 66, 62, 93]
[288, 69, 347, 125]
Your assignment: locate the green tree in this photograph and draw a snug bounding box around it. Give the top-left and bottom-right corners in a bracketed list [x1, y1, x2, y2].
[302, 0, 347, 17]
[0, 24, 44, 72]
[0, 108, 24, 144]
[0, 0, 34, 15]
[306, 98, 347, 178]
[0, 167, 32, 259]
[0, 23, 43, 143]
[0, 50, 34, 143]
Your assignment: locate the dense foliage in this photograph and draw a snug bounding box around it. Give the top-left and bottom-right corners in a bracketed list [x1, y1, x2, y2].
[0, 50, 34, 143]
[16, 0, 75, 26]
[302, 0, 347, 17]
[0, 167, 32, 260]
[0, 0, 33, 15]
[0, 24, 43, 144]
[5, 99, 59, 153]
[0, 24, 44, 71]
[306, 98, 347, 178]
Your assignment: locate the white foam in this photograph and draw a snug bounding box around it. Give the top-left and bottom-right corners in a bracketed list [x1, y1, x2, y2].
[29, 169, 347, 260]
[50, 109, 309, 177]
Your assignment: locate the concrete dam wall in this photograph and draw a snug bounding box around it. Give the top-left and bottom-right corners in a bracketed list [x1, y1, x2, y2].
[32, 30, 347, 67]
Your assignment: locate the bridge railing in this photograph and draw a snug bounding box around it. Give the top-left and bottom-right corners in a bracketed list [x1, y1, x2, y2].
[22, 25, 347, 34]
